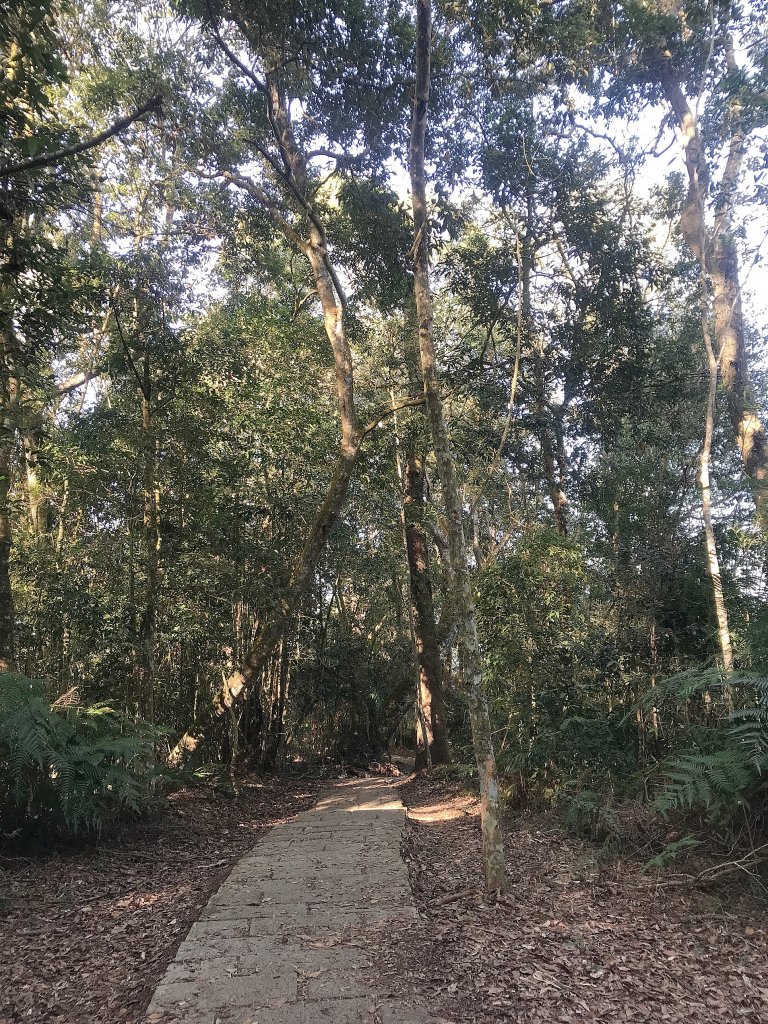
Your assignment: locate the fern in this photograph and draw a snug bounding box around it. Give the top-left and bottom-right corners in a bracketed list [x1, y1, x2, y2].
[644, 669, 768, 825]
[653, 748, 757, 816]
[0, 672, 162, 837]
[642, 835, 701, 871]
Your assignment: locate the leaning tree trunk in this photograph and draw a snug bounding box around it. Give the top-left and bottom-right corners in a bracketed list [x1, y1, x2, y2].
[170, 76, 362, 765]
[409, 0, 506, 891]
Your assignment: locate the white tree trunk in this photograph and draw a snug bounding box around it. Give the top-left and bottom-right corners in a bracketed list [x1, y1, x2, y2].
[408, 0, 506, 891]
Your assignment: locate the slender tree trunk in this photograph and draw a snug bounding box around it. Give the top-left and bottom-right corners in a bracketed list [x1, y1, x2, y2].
[654, 56, 736, 670]
[698, 259, 735, 672]
[657, 55, 768, 526]
[261, 634, 289, 769]
[136, 369, 158, 724]
[409, 0, 506, 890]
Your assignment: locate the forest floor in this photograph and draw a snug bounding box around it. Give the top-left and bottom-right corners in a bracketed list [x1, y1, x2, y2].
[0, 777, 317, 1024]
[367, 776, 768, 1024]
[4, 771, 768, 1024]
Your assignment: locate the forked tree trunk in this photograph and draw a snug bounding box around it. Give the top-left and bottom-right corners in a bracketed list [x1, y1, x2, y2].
[657, 51, 768, 527]
[409, 0, 506, 891]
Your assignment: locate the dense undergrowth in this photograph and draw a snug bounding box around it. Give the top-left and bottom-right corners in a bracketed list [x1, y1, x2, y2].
[4, 661, 768, 870]
[0, 673, 164, 839]
[435, 662, 768, 872]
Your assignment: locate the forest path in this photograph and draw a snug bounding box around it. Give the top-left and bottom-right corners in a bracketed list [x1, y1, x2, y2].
[145, 776, 433, 1024]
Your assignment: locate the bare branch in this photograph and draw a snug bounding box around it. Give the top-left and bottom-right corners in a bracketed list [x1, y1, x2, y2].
[361, 397, 426, 438]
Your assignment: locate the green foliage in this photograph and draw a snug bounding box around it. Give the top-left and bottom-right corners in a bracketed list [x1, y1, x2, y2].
[642, 835, 702, 872]
[642, 671, 768, 823]
[652, 748, 757, 817]
[0, 674, 161, 837]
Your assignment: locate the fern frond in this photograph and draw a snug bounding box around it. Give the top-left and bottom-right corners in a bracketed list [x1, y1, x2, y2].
[653, 748, 757, 816]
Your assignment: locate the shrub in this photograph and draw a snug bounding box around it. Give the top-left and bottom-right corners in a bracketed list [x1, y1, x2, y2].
[0, 673, 161, 838]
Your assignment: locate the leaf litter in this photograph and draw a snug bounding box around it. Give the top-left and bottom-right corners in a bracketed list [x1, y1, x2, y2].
[0, 778, 316, 1024]
[362, 775, 768, 1024]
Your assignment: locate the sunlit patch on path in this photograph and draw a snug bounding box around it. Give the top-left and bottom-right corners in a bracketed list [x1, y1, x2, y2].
[145, 777, 434, 1024]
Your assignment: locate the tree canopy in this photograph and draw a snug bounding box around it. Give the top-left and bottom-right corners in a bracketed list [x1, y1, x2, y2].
[1, 0, 768, 876]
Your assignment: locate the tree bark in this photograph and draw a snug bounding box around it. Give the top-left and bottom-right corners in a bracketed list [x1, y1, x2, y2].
[0, 448, 14, 673]
[656, 53, 768, 526]
[170, 75, 362, 764]
[409, 0, 506, 891]
[135, 369, 158, 724]
[403, 450, 450, 766]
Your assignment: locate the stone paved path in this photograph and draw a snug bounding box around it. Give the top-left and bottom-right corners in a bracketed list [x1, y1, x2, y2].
[145, 776, 431, 1024]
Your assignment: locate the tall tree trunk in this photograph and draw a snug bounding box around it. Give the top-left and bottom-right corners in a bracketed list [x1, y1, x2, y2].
[663, 49, 736, 672]
[0, 334, 15, 671]
[0, 194, 21, 671]
[699, 321, 734, 672]
[392, 353, 451, 768]
[136, 368, 158, 724]
[170, 77, 362, 764]
[409, 0, 506, 891]
[403, 450, 450, 766]
[0, 439, 14, 673]
[697, 222, 735, 672]
[656, 51, 768, 526]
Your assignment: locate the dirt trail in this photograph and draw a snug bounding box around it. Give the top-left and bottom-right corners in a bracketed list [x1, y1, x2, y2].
[145, 776, 433, 1024]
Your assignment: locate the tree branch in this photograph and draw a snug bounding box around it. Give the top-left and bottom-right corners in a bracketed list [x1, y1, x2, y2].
[361, 397, 426, 439]
[56, 367, 103, 396]
[0, 96, 163, 178]
[205, 0, 267, 95]
[221, 169, 309, 252]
